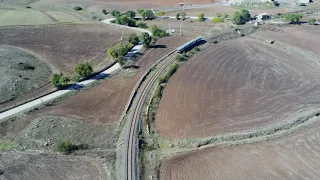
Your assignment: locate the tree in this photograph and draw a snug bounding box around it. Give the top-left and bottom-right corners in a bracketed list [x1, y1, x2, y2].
[223, 13, 229, 19]
[232, 10, 251, 25]
[141, 10, 155, 20]
[283, 13, 302, 23]
[180, 12, 186, 20]
[150, 24, 167, 37]
[116, 15, 128, 25]
[216, 12, 222, 17]
[308, 18, 317, 25]
[73, 6, 82, 11]
[74, 62, 93, 78]
[116, 56, 126, 66]
[129, 34, 139, 45]
[176, 12, 181, 20]
[136, 21, 148, 28]
[111, 10, 121, 17]
[137, 9, 144, 15]
[156, 11, 165, 17]
[197, 13, 205, 22]
[140, 32, 152, 48]
[102, 9, 108, 15]
[127, 18, 137, 27]
[107, 47, 118, 59]
[125, 10, 136, 18]
[50, 73, 69, 88]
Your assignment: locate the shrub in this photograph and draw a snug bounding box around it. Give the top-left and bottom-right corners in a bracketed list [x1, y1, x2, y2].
[197, 13, 205, 22]
[216, 12, 222, 17]
[176, 12, 181, 20]
[50, 73, 69, 88]
[136, 21, 148, 28]
[223, 13, 229, 19]
[17, 62, 35, 71]
[107, 42, 133, 59]
[102, 9, 108, 15]
[73, 6, 82, 11]
[116, 56, 126, 66]
[141, 10, 155, 20]
[193, 47, 200, 51]
[111, 10, 121, 17]
[74, 62, 93, 78]
[137, 9, 144, 15]
[129, 33, 139, 45]
[308, 18, 316, 25]
[156, 11, 165, 17]
[150, 24, 167, 37]
[283, 13, 302, 23]
[175, 53, 188, 62]
[116, 15, 128, 25]
[212, 17, 224, 23]
[127, 18, 137, 27]
[125, 10, 136, 18]
[140, 32, 152, 48]
[56, 139, 88, 154]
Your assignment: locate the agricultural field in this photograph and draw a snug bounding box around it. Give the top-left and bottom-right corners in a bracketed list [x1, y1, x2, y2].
[156, 37, 320, 138]
[162, 118, 320, 180]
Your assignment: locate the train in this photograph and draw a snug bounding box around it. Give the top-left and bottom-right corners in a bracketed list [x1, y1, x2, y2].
[177, 36, 202, 53]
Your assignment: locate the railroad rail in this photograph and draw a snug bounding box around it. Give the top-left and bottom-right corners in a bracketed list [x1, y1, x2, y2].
[124, 50, 177, 180]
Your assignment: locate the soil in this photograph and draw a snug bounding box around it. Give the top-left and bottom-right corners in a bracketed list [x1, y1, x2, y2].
[162, 118, 320, 180]
[23, 36, 191, 125]
[0, 46, 51, 105]
[0, 152, 110, 180]
[0, 24, 135, 74]
[156, 37, 320, 138]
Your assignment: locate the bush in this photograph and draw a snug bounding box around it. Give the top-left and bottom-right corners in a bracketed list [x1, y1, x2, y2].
[137, 9, 144, 15]
[223, 13, 229, 19]
[116, 15, 128, 25]
[129, 33, 139, 45]
[107, 42, 133, 59]
[232, 10, 251, 25]
[56, 139, 88, 154]
[176, 12, 186, 20]
[140, 32, 152, 48]
[141, 10, 155, 20]
[150, 24, 167, 37]
[212, 17, 224, 23]
[175, 53, 188, 62]
[102, 9, 108, 15]
[156, 11, 165, 17]
[73, 6, 82, 11]
[116, 56, 126, 66]
[216, 12, 222, 17]
[136, 21, 148, 28]
[125, 10, 136, 18]
[283, 13, 302, 23]
[111, 10, 121, 17]
[50, 73, 69, 88]
[308, 18, 316, 25]
[74, 62, 93, 78]
[127, 18, 137, 27]
[197, 13, 205, 22]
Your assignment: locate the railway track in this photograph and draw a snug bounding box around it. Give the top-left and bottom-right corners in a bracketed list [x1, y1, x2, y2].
[125, 51, 177, 180]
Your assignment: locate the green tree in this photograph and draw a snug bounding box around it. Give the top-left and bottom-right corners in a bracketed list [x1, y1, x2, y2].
[216, 12, 222, 17]
[197, 13, 205, 22]
[156, 11, 165, 17]
[74, 62, 93, 78]
[176, 12, 181, 20]
[129, 34, 139, 45]
[137, 9, 144, 15]
[127, 18, 137, 27]
[136, 21, 148, 28]
[150, 24, 167, 37]
[50, 73, 69, 88]
[141, 10, 155, 20]
[232, 10, 251, 25]
[102, 9, 108, 15]
[73, 6, 82, 11]
[116, 15, 128, 25]
[57, 139, 73, 154]
[111, 10, 121, 17]
[241, 9, 251, 21]
[125, 10, 136, 18]
[283, 13, 302, 23]
[212, 17, 224, 23]
[116, 56, 126, 66]
[308, 18, 317, 25]
[140, 32, 152, 48]
[223, 13, 229, 19]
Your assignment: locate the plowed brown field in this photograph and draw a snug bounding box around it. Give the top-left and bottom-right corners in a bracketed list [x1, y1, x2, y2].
[162, 118, 320, 180]
[26, 36, 190, 124]
[156, 38, 320, 138]
[0, 24, 134, 74]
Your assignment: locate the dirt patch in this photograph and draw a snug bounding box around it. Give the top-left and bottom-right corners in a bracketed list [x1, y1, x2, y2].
[0, 152, 109, 180]
[162, 119, 320, 180]
[0, 24, 135, 74]
[24, 36, 190, 124]
[156, 38, 320, 138]
[0, 46, 51, 105]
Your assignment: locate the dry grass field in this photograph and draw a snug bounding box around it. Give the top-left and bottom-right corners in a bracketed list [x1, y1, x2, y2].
[156, 38, 320, 138]
[162, 118, 320, 180]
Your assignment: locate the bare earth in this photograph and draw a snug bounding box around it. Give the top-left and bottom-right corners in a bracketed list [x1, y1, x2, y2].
[25, 36, 190, 124]
[162, 118, 320, 180]
[156, 38, 320, 138]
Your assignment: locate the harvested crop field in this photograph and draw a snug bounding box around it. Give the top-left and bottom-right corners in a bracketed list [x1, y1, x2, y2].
[156, 38, 320, 138]
[0, 46, 51, 106]
[25, 36, 190, 124]
[0, 24, 135, 74]
[162, 117, 320, 180]
[255, 25, 320, 56]
[29, 0, 212, 12]
[0, 152, 109, 180]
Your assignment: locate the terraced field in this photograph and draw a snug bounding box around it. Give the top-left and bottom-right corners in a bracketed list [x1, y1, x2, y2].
[162, 118, 320, 180]
[156, 38, 320, 138]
